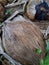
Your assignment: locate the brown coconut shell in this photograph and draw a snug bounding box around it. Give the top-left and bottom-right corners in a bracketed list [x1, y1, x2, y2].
[0, 3, 5, 22]
[26, 0, 40, 20]
[3, 20, 45, 65]
[0, 0, 8, 5]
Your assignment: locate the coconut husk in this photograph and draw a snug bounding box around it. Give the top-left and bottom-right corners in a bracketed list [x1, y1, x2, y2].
[0, 3, 5, 22]
[2, 17, 45, 65]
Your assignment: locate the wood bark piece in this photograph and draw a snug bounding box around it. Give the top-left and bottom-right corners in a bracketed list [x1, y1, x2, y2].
[2, 17, 45, 65]
[5, 0, 28, 8]
[5, 2, 25, 8]
[4, 11, 23, 23]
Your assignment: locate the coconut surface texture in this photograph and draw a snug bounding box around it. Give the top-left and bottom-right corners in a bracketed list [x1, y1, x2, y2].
[0, 3, 5, 22]
[3, 20, 45, 65]
[0, 0, 8, 5]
